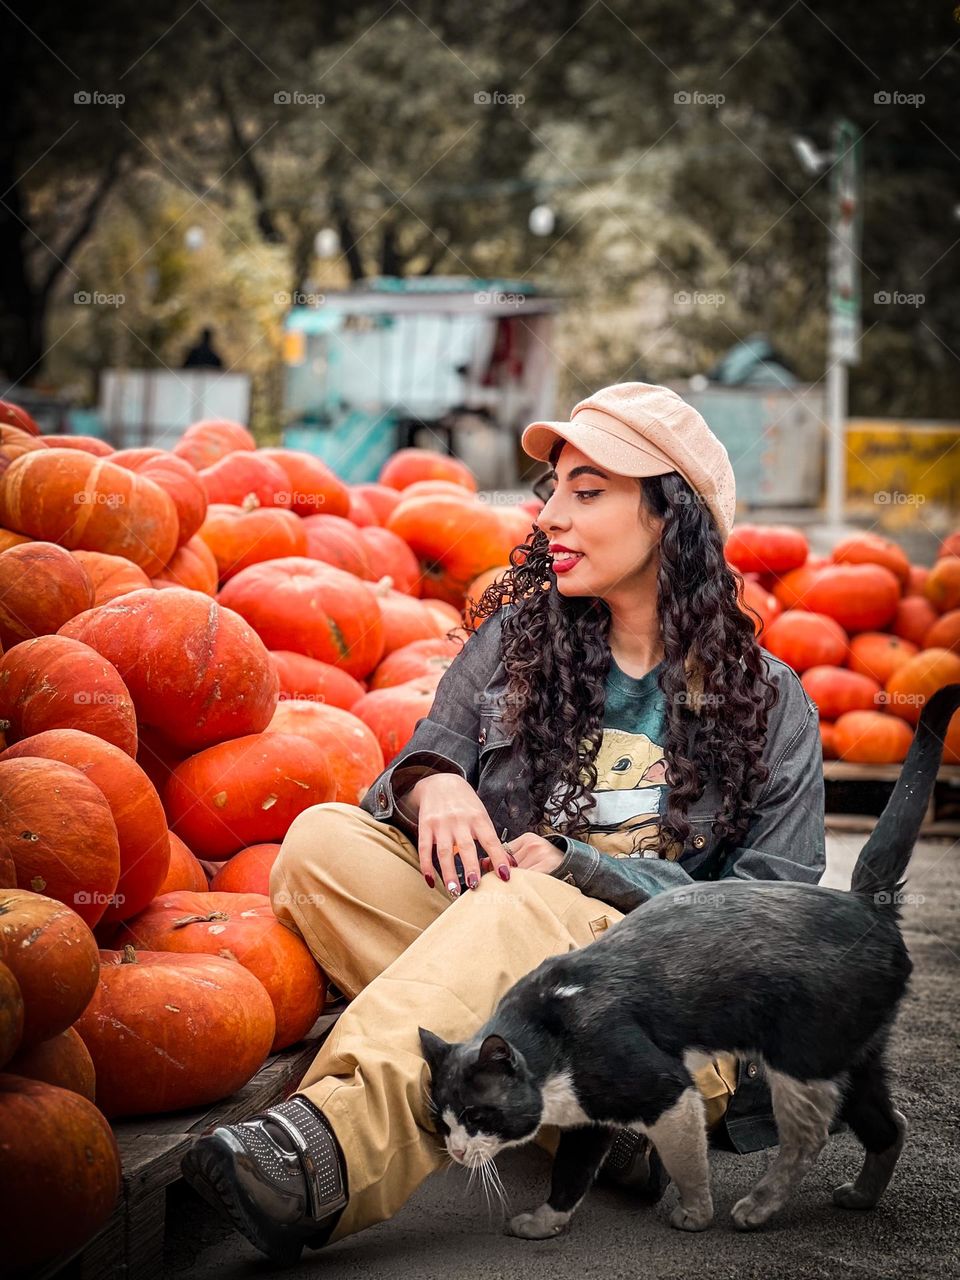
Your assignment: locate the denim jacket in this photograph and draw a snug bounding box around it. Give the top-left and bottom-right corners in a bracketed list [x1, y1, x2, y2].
[360, 605, 826, 1154]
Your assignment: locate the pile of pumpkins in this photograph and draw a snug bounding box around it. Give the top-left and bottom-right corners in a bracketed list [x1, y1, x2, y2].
[0, 401, 532, 1270]
[725, 524, 960, 764]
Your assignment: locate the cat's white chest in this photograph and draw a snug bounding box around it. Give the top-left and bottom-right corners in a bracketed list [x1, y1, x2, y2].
[540, 1071, 591, 1127]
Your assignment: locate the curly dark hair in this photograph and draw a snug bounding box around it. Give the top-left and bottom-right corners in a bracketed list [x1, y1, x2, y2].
[464, 456, 779, 860]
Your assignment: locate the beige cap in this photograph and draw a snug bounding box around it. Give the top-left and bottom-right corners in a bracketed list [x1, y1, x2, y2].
[522, 381, 737, 542]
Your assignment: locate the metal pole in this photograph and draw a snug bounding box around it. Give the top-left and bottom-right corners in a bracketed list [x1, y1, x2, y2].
[825, 357, 846, 529]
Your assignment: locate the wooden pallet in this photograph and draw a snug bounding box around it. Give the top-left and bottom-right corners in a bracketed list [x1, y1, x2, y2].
[33, 1010, 341, 1280]
[823, 761, 960, 837]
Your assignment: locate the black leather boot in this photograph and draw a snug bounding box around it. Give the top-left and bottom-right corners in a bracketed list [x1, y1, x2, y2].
[598, 1129, 670, 1201]
[180, 1095, 348, 1265]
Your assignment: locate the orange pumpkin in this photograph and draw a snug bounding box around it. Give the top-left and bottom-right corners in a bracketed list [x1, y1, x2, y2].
[905, 564, 929, 597]
[924, 609, 960, 653]
[423, 599, 464, 630]
[0, 1074, 121, 1269]
[199, 450, 294, 510]
[352, 482, 403, 525]
[152, 533, 219, 594]
[737, 576, 782, 638]
[209, 843, 280, 895]
[265, 700, 384, 805]
[172, 417, 256, 470]
[42, 434, 114, 455]
[803, 563, 901, 633]
[724, 525, 809, 575]
[302, 513, 377, 578]
[113, 891, 324, 1051]
[848, 632, 919, 685]
[398, 479, 480, 501]
[771, 558, 827, 611]
[0, 423, 47, 475]
[800, 666, 882, 720]
[819, 720, 838, 760]
[71, 549, 152, 604]
[0, 635, 138, 755]
[0, 526, 31, 551]
[761, 611, 849, 673]
[157, 831, 209, 894]
[883, 647, 960, 724]
[219, 558, 386, 679]
[0, 541, 94, 648]
[270, 650, 367, 709]
[350, 676, 442, 765]
[831, 532, 911, 586]
[197, 503, 307, 582]
[0, 400, 40, 436]
[75, 946, 275, 1117]
[386, 494, 514, 605]
[833, 711, 914, 764]
[0, 449, 178, 575]
[371, 580, 449, 653]
[258, 448, 351, 518]
[370, 636, 463, 689]
[164, 732, 336, 859]
[1, 730, 169, 924]
[0, 760, 120, 927]
[938, 532, 960, 560]
[0, 959, 23, 1065]
[923, 556, 960, 613]
[893, 594, 939, 646]
[346, 489, 380, 526]
[60, 588, 279, 752]
[6, 1025, 96, 1100]
[358, 524, 423, 596]
[0, 889, 100, 1049]
[379, 448, 477, 492]
[111, 447, 207, 545]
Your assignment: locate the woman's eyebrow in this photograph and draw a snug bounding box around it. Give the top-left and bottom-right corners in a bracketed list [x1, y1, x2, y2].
[565, 465, 608, 481]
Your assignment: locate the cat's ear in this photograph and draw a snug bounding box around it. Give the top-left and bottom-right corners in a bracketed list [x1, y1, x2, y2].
[418, 1026, 451, 1071]
[476, 1033, 517, 1073]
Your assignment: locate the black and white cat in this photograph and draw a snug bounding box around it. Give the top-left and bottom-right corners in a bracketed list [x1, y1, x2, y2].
[420, 683, 960, 1238]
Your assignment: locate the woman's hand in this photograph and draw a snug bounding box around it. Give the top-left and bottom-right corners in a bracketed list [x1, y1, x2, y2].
[491, 832, 565, 876]
[409, 773, 515, 894]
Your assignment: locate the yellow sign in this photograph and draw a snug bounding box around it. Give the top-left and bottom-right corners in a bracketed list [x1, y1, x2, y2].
[846, 420, 959, 518]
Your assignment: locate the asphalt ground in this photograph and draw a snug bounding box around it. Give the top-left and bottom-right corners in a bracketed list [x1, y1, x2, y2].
[165, 830, 960, 1280]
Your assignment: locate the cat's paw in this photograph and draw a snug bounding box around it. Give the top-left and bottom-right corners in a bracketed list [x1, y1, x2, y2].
[505, 1205, 570, 1240]
[832, 1182, 877, 1210]
[730, 1193, 774, 1231]
[669, 1201, 713, 1232]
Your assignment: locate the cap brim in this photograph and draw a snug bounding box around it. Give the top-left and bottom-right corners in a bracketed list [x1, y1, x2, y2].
[521, 419, 675, 477]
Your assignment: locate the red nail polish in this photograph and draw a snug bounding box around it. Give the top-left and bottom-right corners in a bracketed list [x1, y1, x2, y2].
[424, 873, 435, 888]
[498, 865, 510, 881]
[468, 874, 479, 889]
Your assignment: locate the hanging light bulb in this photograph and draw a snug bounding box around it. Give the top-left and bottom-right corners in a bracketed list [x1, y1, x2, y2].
[528, 204, 555, 236]
[314, 227, 340, 258]
[184, 226, 205, 251]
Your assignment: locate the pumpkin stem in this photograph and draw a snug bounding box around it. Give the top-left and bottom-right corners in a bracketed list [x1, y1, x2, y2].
[373, 575, 394, 595]
[121, 944, 138, 964]
[241, 492, 261, 512]
[172, 911, 230, 928]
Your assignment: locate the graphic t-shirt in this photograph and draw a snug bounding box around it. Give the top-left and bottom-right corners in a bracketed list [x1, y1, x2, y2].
[542, 657, 682, 861]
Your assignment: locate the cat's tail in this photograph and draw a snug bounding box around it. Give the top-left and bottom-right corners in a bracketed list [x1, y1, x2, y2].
[850, 682, 960, 908]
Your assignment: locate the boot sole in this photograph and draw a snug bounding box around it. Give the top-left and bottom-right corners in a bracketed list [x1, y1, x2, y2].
[182, 1136, 329, 1266]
